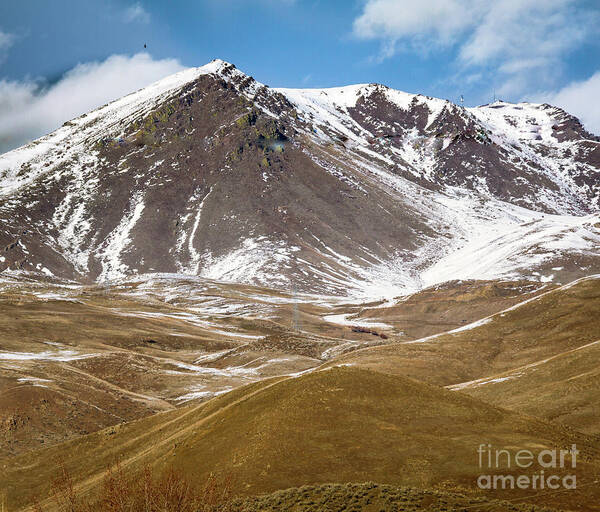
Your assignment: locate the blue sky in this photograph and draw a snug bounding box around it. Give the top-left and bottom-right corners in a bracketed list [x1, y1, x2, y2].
[1, 0, 599, 153]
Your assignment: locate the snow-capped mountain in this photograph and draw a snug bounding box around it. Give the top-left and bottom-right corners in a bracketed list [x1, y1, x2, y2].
[0, 59, 599, 296]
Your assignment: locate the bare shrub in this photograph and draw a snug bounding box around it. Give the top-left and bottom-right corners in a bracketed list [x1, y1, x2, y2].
[34, 461, 233, 512]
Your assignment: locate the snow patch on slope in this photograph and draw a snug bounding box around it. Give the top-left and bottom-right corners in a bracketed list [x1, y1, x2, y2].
[421, 210, 600, 286]
[200, 237, 301, 289]
[96, 191, 146, 281]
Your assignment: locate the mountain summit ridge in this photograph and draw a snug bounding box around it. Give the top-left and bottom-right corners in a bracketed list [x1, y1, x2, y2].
[0, 59, 598, 296]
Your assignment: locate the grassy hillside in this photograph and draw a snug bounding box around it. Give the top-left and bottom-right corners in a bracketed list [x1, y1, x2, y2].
[455, 339, 600, 434]
[0, 276, 546, 456]
[329, 277, 600, 388]
[352, 280, 549, 340]
[0, 277, 328, 456]
[3, 367, 599, 511]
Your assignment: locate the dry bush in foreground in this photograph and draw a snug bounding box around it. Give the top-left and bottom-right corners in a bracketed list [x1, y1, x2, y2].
[33, 462, 233, 512]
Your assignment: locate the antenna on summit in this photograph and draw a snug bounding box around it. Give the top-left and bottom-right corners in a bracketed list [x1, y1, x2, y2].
[460, 94, 464, 107]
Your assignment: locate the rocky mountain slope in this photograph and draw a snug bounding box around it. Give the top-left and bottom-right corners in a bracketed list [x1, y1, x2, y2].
[0, 59, 598, 298]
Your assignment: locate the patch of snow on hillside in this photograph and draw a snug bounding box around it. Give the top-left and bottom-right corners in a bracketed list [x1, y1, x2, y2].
[187, 187, 213, 274]
[175, 386, 233, 402]
[96, 191, 146, 281]
[200, 237, 300, 288]
[449, 317, 492, 333]
[421, 209, 600, 287]
[323, 313, 391, 329]
[0, 349, 95, 362]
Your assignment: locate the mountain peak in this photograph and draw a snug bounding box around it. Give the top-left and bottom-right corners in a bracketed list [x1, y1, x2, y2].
[0, 61, 598, 294]
[195, 58, 240, 78]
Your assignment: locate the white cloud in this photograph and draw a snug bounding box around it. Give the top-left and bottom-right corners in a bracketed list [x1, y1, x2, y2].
[537, 72, 600, 136]
[124, 3, 150, 24]
[353, 0, 598, 96]
[0, 29, 14, 63]
[0, 30, 13, 50]
[461, 1, 578, 62]
[353, 0, 482, 44]
[0, 53, 184, 154]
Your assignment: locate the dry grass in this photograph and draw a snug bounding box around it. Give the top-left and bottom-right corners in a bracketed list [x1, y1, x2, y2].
[0, 277, 542, 457]
[459, 339, 600, 434]
[330, 277, 600, 388]
[3, 278, 600, 511]
[354, 280, 549, 340]
[5, 367, 600, 511]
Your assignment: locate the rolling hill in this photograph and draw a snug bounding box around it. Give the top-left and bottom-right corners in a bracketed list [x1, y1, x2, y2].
[3, 367, 600, 511]
[328, 276, 600, 434]
[0, 275, 551, 456]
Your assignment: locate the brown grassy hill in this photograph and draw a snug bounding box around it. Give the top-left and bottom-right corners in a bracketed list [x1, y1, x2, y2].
[453, 339, 600, 435]
[328, 276, 600, 389]
[327, 277, 600, 436]
[3, 367, 599, 511]
[0, 277, 329, 456]
[1, 276, 546, 456]
[350, 280, 550, 340]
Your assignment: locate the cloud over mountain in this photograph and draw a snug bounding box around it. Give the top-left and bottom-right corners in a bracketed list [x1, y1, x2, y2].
[353, 0, 598, 96]
[538, 71, 600, 135]
[0, 53, 184, 154]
